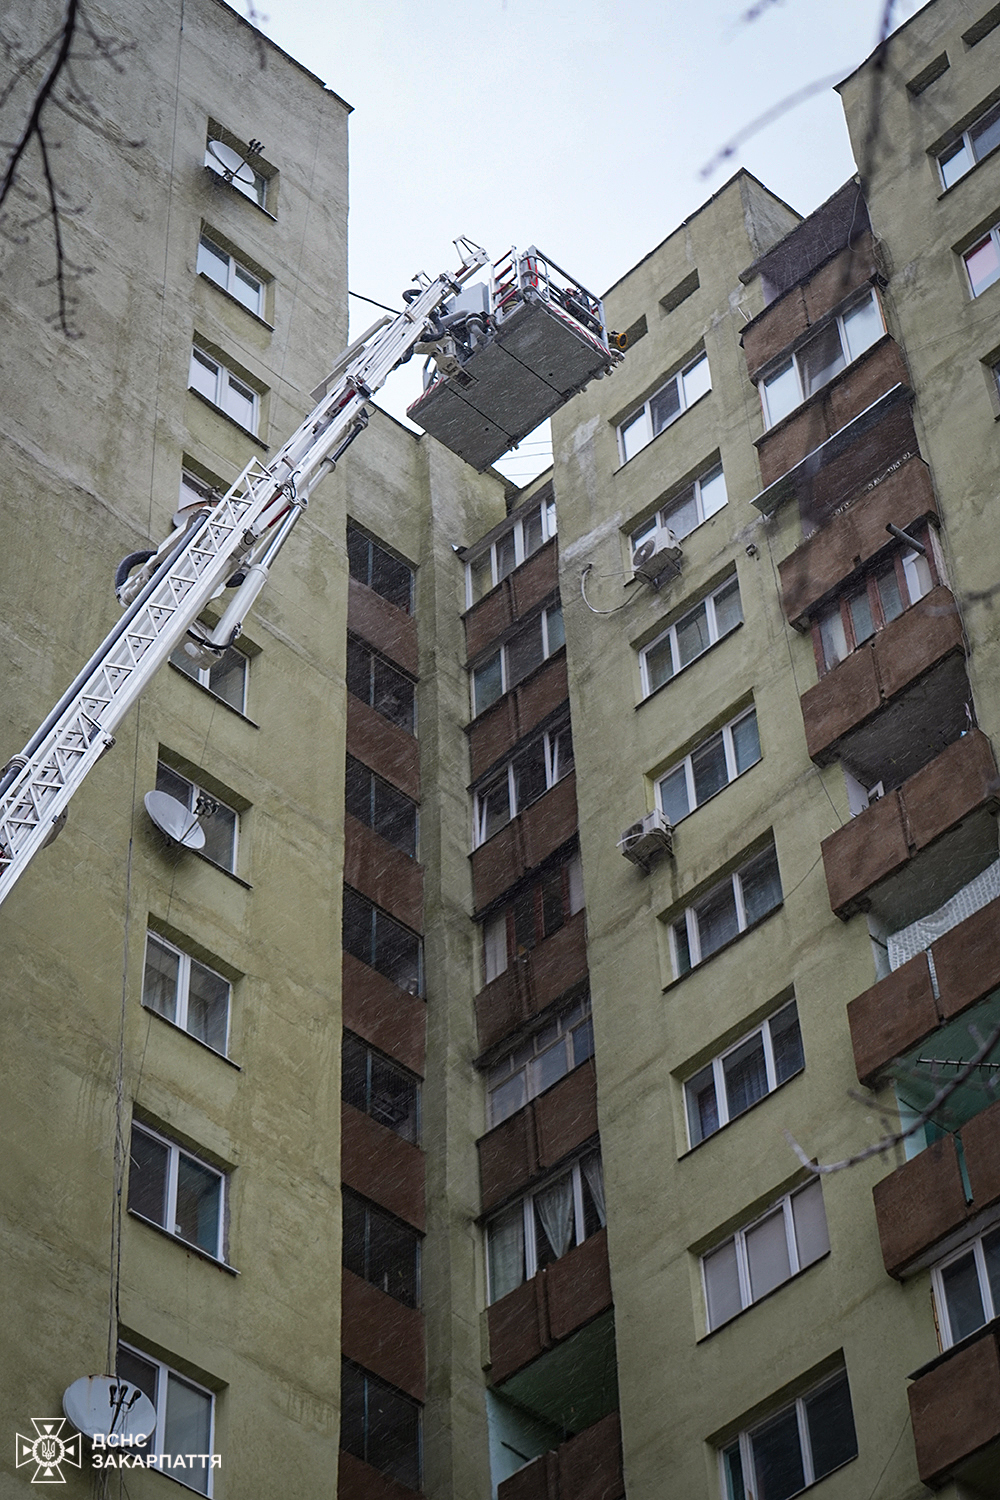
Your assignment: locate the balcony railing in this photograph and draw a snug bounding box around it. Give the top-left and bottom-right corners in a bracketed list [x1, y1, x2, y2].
[497, 1411, 624, 1500]
[908, 1323, 1000, 1491]
[487, 1229, 612, 1384]
[476, 911, 588, 1052]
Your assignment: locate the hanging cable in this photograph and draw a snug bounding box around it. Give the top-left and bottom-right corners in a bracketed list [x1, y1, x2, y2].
[580, 563, 642, 617]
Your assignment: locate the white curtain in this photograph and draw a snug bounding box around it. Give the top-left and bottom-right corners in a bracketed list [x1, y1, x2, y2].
[581, 1153, 606, 1227]
[488, 1206, 525, 1302]
[535, 1174, 575, 1260]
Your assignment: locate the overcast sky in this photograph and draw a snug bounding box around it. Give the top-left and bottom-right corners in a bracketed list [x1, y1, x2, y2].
[259, 0, 926, 480]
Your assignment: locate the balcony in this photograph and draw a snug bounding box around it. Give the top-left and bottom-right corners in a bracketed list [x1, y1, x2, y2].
[348, 576, 418, 677]
[472, 776, 579, 912]
[800, 588, 966, 766]
[345, 815, 423, 933]
[478, 1061, 598, 1212]
[338, 1450, 423, 1500]
[465, 540, 559, 661]
[497, 1412, 624, 1500]
[341, 1102, 425, 1231]
[487, 1229, 612, 1384]
[476, 911, 589, 1052]
[821, 731, 999, 920]
[908, 1324, 1000, 1492]
[343, 951, 426, 1077]
[469, 656, 569, 781]
[342, 1269, 425, 1402]
[347, 694, 420, 803]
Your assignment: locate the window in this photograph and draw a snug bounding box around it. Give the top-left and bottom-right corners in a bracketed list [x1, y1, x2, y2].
[347, 636, 416, 734]
[482, 851, 585, 984]
[345, 755, 417, 859]
[343, 888, 422, 995]
[155, 762, 239, 873]
[964, 223, 1000, 297]
[939, 101, 1000, 188]
[117, 1343, 215, 1495]
[813, 541, 935, 673]
[343, 1189, 420, 1307]
[657, 707, 760, 826]
[640, 574, 742, 697]
[178, 468, 220, 515]
[204, 135, 268, 208]
[471, 605, 565, 717]
[171, 641, 249, 713]
[721, 1368, 858, 1500]
[685, 1001, 803, 1148]
[196, 233, 265, 316]
[142, 931, 231, 1055]
[630, 464, 727, 554]
[342, 1032, 420, 1143]
[486, 1150, 606, 1304]
[473, 719, 574, 848]
[466, 494, 557, 606]
[760, 290, 884, 428]
[671, 843, 783, 978]
[486, 996, 593, 1127]
[932, 1224, 1000, 1347]
[702, 1180, 828, 1331]
[340, 1360, 420, 1491]
[127, 1122, 225, 1260]
[347, 523, 414, 614]
[188, 347, 259, 434]
[618, 353, 711, 463]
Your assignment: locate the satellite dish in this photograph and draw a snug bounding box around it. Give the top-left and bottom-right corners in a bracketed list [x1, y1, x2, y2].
[206, 139, 256, 187]
[63, 1376, 156, 1444]
[144, 791, 206, 851]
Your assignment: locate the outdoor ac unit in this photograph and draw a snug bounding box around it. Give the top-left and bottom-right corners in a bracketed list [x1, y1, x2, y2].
[618, 808, 673, 871]
[632, 527, 682, 589]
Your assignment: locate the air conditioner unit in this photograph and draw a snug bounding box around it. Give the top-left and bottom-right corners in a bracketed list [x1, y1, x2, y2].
[618, 808, 673, 871]
[632, 526, 682, 589]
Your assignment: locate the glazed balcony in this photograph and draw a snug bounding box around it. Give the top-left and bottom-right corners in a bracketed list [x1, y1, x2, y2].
[821, 730, 999, 920]
[338, 1450, 424, 1500]
[341, 1269, 425, 1403]
[478, 1060, 598, 1212]
[343, 951, 426, 1077]
[342, 1102, 425, 1232]
[469, 656, 568, 781]
[908, 1324, 1000, 1492]
[497, 1411, 624, 1500]
[800, 587, 966, 766]
[487, 1229, 612, 1384]
[345, 814, 423, 933]
[465, 538, 559, 660]
[348, 576, 418, 677]
[742, 228, 878, 379]
[347, 694, 420, 803]
[472, 776, 579, 912]
[475, 911, 588, 1052]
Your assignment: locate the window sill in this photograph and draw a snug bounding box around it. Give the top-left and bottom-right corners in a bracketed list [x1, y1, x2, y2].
[197, 270, 274, 330]
[168, 661, 260, 726]
[187, 386, 269, 449]
[696, 1249, 829, 1341]
[637, 621, 743, 708]
[663, 900, 783, 993]
[190, 847, 252, 889]
[127, 1209, 239, 1274]
[203, 164, 277, 220]
[141, 1003, 241, 1069]
[614, 388, 712, 474]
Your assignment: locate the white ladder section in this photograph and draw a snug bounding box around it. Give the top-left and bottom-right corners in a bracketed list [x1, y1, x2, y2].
[0, 243, 488, 907]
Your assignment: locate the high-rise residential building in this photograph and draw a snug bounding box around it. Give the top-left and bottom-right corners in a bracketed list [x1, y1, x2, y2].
[4, 0, 1000, 1497]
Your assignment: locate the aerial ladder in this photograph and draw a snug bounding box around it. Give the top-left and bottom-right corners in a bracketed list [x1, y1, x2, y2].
[0, 238, 621, 909]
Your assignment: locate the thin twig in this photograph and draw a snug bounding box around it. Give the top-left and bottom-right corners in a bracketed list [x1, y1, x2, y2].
[0, 0, 79, 210]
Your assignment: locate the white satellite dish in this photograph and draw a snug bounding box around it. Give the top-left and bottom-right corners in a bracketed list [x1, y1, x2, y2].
[144, 791, 206, 851]
[63, 1375, 156, 1444]
[206, 139, 256, 187]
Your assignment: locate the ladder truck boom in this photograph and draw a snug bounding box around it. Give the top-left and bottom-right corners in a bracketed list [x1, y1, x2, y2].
[0, 238, 622, 909]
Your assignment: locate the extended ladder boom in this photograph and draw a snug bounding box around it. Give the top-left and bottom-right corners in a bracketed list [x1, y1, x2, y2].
[0, 242, 489, 907]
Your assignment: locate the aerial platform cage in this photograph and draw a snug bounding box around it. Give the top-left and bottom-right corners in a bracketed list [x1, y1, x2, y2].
[406, 248, 623, 472]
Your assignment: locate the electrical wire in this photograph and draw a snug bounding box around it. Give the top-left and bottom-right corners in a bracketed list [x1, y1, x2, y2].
[580, 562, 642, 616]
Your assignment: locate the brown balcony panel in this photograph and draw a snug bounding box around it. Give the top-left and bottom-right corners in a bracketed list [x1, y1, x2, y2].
[757, 341, 910, 489]
[478, 1063, 599, 1210]
[903, 730, 999, 854]
[513, 539, 559, 620]
[465, 586, 515, 662]
[796, 403, 922, 543]
[347, 695, 420, 803]
[847, 952, 938, 1085]
[472, 819, 528, 912]
[338, 1450, 424, 1500]
[343, 951, 426, 1077]
[342, 1269, 426, 1403]
[487, 1276, 548, 1385]
[472, 777, 579, 913]
[778, 453, 935, 626]
[476, 965, 533, 1054]
[342, 1103, 426, 1231]
[524, 776, 578, 871]
[348, 577, 418, 678]
[822, 790, 909, 919]
[529, 910, 588, 1014]
[479, 1106, 538, 1213]
[872, 1136, 968, 1277]
[517, 657, 569, 739]
[345, 816, 423, 934]
[464, 542, 559, 660]
[801, 646, 880, 764]
[933, 895, 1000, 1022]
[909, 1329, 1000, 1490]
[469, 697, 520, 782]
[497, 1413, 624, 1500]
[873, 588, 963, 702]
[498, 1453, 554, 1500]
[959, 1099, 1000, 1212]
[545, 1228, 612, 1341]
[742, 234, 877, 380]
[469, 660, 569, 782]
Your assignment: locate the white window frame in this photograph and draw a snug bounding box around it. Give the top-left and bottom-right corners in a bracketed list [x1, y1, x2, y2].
[683, 1000, 802, 1148]
[472, 720, 573, 848]
[178, 469, 220, 514]
[128, 1121, 226, 1262]
[617, 352, 711, 464]
[188, 346, 260, 435]
[670, 844, 782, 978]
[720, 1369, 857, 1500]
[117, 1341, 217, 1495]
[931, 1222, 1000, 1348]
[701, 1180, 828, 1331]
[483, 851, 584, 984]
[486, 994, 594, 1127]
[471, 604, 564, 717]
[656, 706, 760, 825]
[204, 140, 267, 207]
[938, 100, 1000, 188]
[142, 930, 232, 1055]
[171, 640, 249, 714]
[465, 497, 558, 607]
[963, 224, 1000, 298]
[639, 575, 742, 698]
[630, 463, 728, 554]
[759, 289, 885, 428]
[485, 1151, 603, 1304]
[196, 233, 265, 316]
[155, 762, 240, 874]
